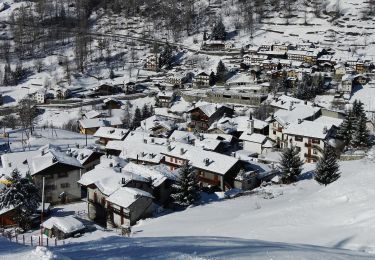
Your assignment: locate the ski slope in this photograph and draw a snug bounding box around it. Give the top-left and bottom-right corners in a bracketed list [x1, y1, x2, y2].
[1, 236, 374, 260]
[132, 157, 375, 254]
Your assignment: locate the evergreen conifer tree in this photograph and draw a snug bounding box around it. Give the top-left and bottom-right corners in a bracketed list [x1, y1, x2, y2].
[132, 107, 142, 129]
[336, 111, 354, 146]
[351, 113, 369, 148]
[158, 43, 173, 69]
[209, 71, 216, 86]
[211, 19, 226, 41]
[279, 146, 304, 183]
[142, 104, 150, 119]
[216, 60, 227, 83]
[0, 169, 40, 230]
[315, 145, 340, 185]
[171, 163, 200, 206]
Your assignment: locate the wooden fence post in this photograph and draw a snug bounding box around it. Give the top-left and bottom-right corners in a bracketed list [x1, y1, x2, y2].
[15, 234, 18, 244]
[55, 239, 57, 246]
[47, 237, 49, 247]
[22, 235, 25, 245]
[31, 236, 33, 246]
[39, 236, 40, 246]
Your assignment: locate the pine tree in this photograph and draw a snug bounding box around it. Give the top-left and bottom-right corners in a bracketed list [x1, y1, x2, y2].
[158, 43, 173, 69]
[209, 71, 216, 86]
[171, 163, 200, 207]
[351, 113, 369, 148]
[149, 105, 155, 116]
[279, 146, 304, 183]
[315, 145, 340, 185]
[216, 60, 227, 83]
[211, 19, 226, 41]
[132, 107, 142, 129]
[0, 169, 40, 230]
[142, 104, 150, 119]
[336, 111, 354, 146]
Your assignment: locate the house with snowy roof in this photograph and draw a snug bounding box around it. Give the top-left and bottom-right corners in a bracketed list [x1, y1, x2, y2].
[29, 145, 84, 204]
[79, 117, 123, 135]
[79, 156, 173, 226]
[168, 130, 230, 152]
[82, 110, 102, 119]
[157, 91, 175, 108]
[94, 127, 129, 145]
[188, 103, 234, 132]
[162, 142, 241, 191]
[139, 115, 177, 137]
[239, 116, 273, 155]
[107, 187, 154, 226]
[69, 147, 103, 172]
[208, 115, 269, 136]
[339, 74, 354, 94]
[42, 216, 85, 240]
[193, 72, 210, 89]
[268, 103, 321, 148]
[282, 117, 341, 163]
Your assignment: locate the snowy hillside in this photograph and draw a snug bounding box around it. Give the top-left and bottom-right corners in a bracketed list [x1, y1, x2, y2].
[1, 236, 374, 260]
[132, 156, 375, 253]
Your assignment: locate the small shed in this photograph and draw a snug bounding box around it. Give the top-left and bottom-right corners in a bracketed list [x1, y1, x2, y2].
[42, 216, 85, 240]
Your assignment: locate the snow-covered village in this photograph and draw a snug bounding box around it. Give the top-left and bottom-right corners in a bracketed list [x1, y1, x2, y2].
[1, 0, 375, 259]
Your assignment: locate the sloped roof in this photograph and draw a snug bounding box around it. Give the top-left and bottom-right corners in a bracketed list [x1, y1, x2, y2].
[162, 142, 239, 175]
[94, 127, 129, 140]
[42, 216, 84, 234]
[107, 187, 153, 209]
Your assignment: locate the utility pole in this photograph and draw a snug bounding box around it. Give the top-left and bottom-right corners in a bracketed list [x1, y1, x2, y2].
[40, 176, 45, 246]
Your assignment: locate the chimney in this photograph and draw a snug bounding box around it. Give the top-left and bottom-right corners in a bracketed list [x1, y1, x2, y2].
[323, 126, 328, 134]
[144, 139, 147, 144]
[121, 177, 126, 184]
[41, 150, 45, 156]
[109, 162, 113, 167]
[204, 158, 210, 166]
[248, 113, 254, 134]
[80, 154, 84, 160]
[298, 119, 303, 124]
[180, 148, 185, 155]
[289, 103, 293, 111]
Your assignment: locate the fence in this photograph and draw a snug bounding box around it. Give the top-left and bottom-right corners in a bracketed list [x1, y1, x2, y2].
[0, 229, 67, 247]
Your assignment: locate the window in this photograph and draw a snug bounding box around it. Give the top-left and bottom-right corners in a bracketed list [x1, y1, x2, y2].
[58, 172, 68, 178]
[45, 175, 54, 180]
[312, 139, 320, 144]
[296, 146, 301, 152]
[60, 183, 70, 189]
[273, 131, 276, 135]
[295, 136, 303, 142]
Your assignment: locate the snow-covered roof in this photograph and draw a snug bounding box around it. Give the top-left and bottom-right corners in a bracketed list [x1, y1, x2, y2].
[79, 117, 122, 129]
[30, 146, 83, 175]
[226, 73, 253, 84]
[162, 142, 239, 175]
[272, 104, 320, 127]
[69, 147, 101, 165]
[123, 162, 176, 187]
[209, 116, 268, 133]
[239, 132, 267, 144]
[83, 110, 101, 119]
[188, 103, 231, 118]
[270, 95, 312, 110]
[42, 216, 84, 234]
[313, 116, 343, 128]
[284, 120, 333, 139]
[140, 115, 176, 133]
[79, 159, 148, 196]
[94, 127, 129, 140]
[107, 187, 153, 209]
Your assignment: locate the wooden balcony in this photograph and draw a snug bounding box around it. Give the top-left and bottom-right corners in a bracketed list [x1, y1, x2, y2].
[198, 176, 220, 186]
